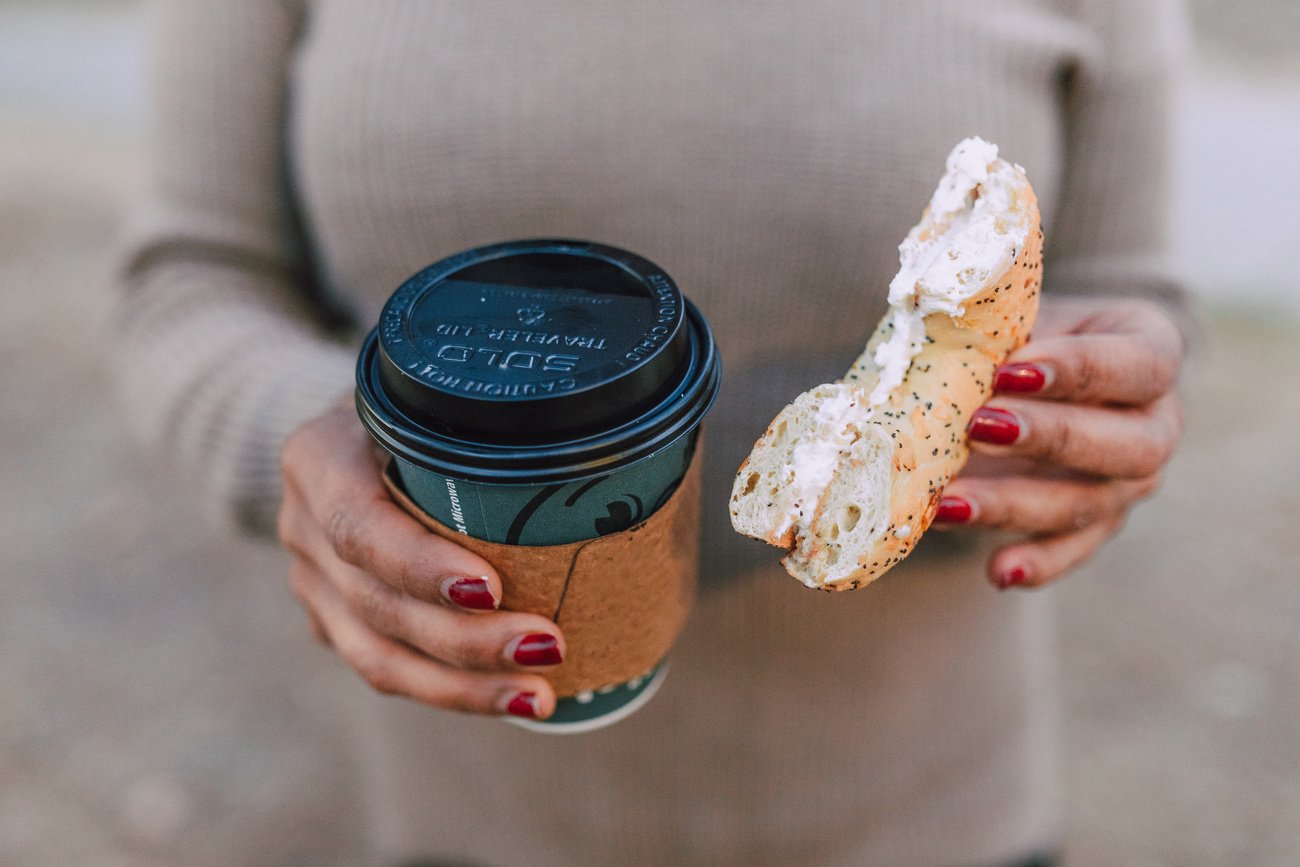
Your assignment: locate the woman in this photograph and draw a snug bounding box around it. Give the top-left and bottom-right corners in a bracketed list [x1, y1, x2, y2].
[116, 1, 1189, 864]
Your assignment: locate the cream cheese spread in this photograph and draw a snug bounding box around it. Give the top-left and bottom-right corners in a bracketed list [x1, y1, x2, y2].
[775, 388, 862, 537]
[868, 137, 1030, 405]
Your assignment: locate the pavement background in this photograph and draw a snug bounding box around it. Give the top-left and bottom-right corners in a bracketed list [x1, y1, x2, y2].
[2, 2, 1298, 865]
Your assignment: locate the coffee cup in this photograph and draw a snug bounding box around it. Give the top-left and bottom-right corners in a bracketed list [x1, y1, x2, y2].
[355, 239, 721, 732]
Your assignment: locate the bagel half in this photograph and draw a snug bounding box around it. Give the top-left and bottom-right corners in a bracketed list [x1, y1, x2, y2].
[730, 137, 1043, 590]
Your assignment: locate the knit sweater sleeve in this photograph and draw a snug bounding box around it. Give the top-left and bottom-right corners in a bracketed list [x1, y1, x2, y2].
[114, 0, 355, 534]
[1047, 0, 1195, 335]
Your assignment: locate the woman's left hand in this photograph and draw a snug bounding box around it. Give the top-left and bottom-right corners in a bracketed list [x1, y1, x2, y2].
[934, 296, 1186, 589]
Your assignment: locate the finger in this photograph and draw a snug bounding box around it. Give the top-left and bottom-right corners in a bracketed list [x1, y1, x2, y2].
[307, 610, 330, 646]
[282, 419, 505, 608]
[936, 473, 1160, 535]
[1029, 296, 1185, 348]
[287, 561, 333, 647]
[995, 335, 1175, 406]
[327, 496, 505, 611]
[334, 565, 567, 672]
[306, 562, 557, 718]
[967, 392, 1182, 479]
[996, 302, 1184, 406]
[986, 514, 1125, 590]
[288, 506, 566, 672]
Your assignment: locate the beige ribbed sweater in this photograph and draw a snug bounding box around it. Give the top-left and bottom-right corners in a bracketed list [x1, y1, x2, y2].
[116, 1, 1189, 864]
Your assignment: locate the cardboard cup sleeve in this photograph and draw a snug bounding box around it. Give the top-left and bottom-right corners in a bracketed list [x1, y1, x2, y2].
[382, 456, 701, 697]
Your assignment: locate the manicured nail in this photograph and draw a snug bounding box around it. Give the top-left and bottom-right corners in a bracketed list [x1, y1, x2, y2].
[996, 566, 1027, 590]
[934, 496, 973, 523]
[968, 407, 1021, 445]
[511, 633, 563, 667]
[995, 362, 1050, 393]
[506, 691, 539, 718]
[441, 576, 497, 611]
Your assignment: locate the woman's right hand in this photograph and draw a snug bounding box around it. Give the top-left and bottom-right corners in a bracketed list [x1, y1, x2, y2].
[277, 400, 564, 720]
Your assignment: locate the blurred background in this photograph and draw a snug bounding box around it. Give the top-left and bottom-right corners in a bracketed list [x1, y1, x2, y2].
[2, 1, 1297, 864]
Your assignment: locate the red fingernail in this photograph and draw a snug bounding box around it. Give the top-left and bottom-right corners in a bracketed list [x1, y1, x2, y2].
[968, 407, 1021, 445]
[443, 576, 497, 611]
[506, 692, 539, 718]
[995, 362, 1048, 393]
[513, 633, 563, 667]
[934, 496, 973, 523]
[996, 567, 1027, 590]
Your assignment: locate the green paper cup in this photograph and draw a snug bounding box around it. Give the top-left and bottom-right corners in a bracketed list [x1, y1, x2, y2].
[356, 239, 721, 731]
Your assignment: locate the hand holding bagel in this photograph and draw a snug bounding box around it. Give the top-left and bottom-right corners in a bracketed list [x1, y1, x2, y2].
[729, 137, 1184, 592]
[934, 296, 1185, 589]
[731, 137, 1043, 589]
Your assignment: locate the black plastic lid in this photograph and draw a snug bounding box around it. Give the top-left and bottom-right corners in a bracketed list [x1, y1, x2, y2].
[356, 240, 722, 483]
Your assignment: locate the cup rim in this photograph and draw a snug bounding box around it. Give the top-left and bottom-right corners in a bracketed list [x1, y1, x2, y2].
[356, 298, 720, 485]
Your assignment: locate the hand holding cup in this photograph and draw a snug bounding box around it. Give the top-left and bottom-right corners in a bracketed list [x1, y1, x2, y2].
[289, 240, 720, 732]
[278, 399, 564, 720]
